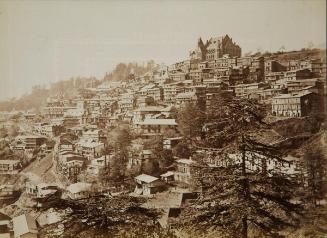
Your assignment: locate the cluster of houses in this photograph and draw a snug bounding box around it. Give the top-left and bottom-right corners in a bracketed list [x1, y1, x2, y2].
[0, 134, 54, 176]
[25, 35, 323, 133]
[0, 211, 61, 238]
[0, 34, 323, 192]
[12, 36, 320, 195]
[0, 35, 323, 180]
[0, 35, 325, 231]
[55, 126, 109, 182]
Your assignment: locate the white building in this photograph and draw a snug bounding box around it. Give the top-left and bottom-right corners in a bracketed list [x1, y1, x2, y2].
[66, 182, 92, 199]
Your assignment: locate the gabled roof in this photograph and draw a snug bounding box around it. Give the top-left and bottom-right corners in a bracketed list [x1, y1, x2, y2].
[13, 213, 38, 237]
[135, 174, 159, 183]
[176, 159, 195, 165]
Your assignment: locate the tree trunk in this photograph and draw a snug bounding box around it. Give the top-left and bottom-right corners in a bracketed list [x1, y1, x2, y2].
[242, 216, 248, 238]
[241, 135, 248, 238]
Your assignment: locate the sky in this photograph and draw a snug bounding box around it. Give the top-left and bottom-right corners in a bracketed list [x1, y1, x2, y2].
[0, 0, 326, 100]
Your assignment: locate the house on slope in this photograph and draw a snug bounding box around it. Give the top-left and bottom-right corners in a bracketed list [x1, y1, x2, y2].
[134, 174, 164, 195]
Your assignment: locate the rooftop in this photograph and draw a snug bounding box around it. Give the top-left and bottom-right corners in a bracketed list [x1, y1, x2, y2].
[142, 149, 153, 155]
[287, 78, 322, 84]
[164, 137, 183, 141]
[272, 91, 313, 99]
[176, 159, 195, 165]
[135, 106, 164, 112]
[160, 171, 175, 177]
[18, 135, 47, 139]
[136, 118, 177, 126]
[13, 213, 38, 237]
[78, 140, 104, 148]
[176, 92, 196, 98]
[67, 182, 91, 194]
[0, 160, 20, 165]
[135, 174, 159, 183]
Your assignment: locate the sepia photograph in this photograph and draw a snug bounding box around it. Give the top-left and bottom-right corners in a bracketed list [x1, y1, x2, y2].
[0, 0, 326, 237]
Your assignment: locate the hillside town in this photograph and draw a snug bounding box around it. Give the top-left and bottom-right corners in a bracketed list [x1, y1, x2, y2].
[0, 34, 326, 238]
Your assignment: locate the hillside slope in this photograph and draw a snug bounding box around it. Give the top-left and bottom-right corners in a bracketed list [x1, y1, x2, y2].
[270, 49, 326, 61]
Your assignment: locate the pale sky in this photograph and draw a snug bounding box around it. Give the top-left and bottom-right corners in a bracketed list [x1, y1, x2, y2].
[0, 0, 326, 100]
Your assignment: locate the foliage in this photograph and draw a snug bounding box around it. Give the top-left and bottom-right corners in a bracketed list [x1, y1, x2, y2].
[100, 127, 132, 185]
[180, 94, 302, 238]
[162, 128, 179, 138]
[141, 160, 160, 176]
[203, 92, 266, 148]
[177, 102, 206, 140]
[99, 149, 129, 186]
[303, 146, 327, 206]
[7, 124, 19, 138]
[0, 61, 157, 111]
[40, 195, 162, 238]
[103, 61, 157, 82]
[271, 117, 320, 138]
[0, 140, 27, 164]
[107, 127, 132, 151]
[0, 127, 8, 138]
[143, 136, 174, 170]
[160, 149, 174, 168]
[173, 141, 191, 159]
[182, 152, 302, 237]
[168, 106, 178, 120]
[0, 141, 12, 159]
[0, 77, 93, 111]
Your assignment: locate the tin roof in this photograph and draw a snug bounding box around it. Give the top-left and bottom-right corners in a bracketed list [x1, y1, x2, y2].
[66, 182, 91, 194]
[135, 174, 159, 183]
[13, 213, 38, 237]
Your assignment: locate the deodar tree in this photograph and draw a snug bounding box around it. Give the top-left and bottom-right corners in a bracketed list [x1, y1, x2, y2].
[181, 93, 303, 238]
[39, 195, 173, 238]
[303, 146, 327, 206]
[177, 102, 206, 141]
[100, 127, 132, 186]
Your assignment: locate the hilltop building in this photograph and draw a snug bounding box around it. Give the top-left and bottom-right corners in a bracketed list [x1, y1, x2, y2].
[189, 35, 241, 62]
